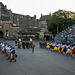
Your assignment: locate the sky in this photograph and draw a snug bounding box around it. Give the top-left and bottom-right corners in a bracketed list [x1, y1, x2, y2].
[0, 0, 75, 19]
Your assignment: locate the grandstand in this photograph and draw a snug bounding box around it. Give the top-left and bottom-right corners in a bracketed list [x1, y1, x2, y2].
[55, 24, 75, 44]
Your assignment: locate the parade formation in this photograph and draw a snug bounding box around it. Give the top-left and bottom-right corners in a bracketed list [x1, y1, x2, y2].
[0, 41, 17, 62]
[39, 41, 75, 57]
[0, 39, 75, 63]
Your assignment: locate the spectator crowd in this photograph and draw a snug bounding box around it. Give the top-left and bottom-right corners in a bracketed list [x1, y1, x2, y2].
[55, 24, 75, 45]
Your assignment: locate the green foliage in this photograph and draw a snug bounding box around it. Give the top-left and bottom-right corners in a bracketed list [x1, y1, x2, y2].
[47, 10, 75, 36]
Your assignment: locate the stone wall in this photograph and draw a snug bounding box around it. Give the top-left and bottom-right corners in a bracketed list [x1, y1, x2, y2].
[0, 21, 20, 39]
[0, 2, 11, 21]
[0, 2, 54, 40]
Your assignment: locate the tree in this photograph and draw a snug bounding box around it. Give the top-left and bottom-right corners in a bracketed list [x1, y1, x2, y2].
[47, 10, 75, 36]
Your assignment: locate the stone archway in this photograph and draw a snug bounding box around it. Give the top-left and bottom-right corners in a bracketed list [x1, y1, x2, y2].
[0, 31, 3, 38]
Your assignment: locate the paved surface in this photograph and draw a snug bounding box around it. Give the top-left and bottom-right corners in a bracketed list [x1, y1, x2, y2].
[0, 41, 75, 75]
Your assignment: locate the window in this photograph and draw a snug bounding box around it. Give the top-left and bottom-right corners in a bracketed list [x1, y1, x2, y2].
[13, 24, 16, 26]
[20, 16, 23, 18]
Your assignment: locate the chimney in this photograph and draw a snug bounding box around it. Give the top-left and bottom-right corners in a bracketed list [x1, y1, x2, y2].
[34, 15, 36, 19]
[41, 14, 42, 17]
[5, 5, 7, 9]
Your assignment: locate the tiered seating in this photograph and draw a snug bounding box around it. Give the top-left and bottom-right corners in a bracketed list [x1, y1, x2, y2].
[55, 24, 75, 44]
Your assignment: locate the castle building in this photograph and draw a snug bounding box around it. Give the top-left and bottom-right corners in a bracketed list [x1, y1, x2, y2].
[0, 2, 53, 40]
[37, 14, 53, 40]
[0, 2, 19, 39]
